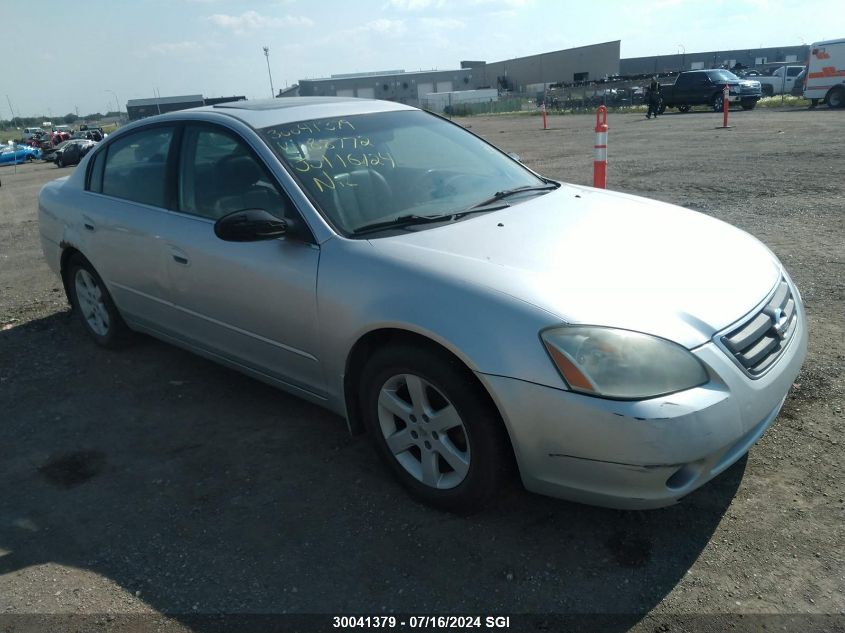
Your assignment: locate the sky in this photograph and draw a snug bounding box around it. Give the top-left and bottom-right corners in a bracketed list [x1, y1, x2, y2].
[1, 0, 840, 118]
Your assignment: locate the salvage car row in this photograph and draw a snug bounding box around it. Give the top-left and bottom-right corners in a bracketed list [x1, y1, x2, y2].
[2, 137, 99, 167]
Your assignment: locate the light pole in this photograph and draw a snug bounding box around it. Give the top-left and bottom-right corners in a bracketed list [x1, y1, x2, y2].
[105, 89, 121, 121]
[678, 44, 686, 71]
[263, 46, 275, 98]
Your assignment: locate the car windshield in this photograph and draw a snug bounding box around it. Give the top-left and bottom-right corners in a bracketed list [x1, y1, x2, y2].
[261, 110, 547, 235]
[707, 70, 740, 81]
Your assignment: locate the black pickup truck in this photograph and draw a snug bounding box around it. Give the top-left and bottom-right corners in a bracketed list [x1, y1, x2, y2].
[659, 69, 763, 113]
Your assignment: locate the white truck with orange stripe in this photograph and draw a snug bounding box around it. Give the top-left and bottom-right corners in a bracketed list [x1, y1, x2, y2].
[804, 38, 845, 108]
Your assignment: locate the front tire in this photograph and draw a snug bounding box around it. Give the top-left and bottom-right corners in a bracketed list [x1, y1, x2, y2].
[360, 344, 513, 513]
[66, 255, 131, 348]
[55, 155, 63, 168]
[713, 93, 725, 112]
[677, 105, 690, 113]
[741, 100, 757, 110]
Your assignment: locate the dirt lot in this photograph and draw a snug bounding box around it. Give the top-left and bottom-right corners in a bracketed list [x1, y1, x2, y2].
[0, 108, 843, 632]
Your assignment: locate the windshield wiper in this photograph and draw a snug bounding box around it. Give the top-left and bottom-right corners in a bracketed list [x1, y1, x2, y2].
[465, 182, 560, 211]
[351, 213, 456, 235]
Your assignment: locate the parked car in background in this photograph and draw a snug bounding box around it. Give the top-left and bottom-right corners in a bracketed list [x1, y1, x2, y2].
[49, 139, 97, 167]
[51, 131, 71, 145]
[756, 65, 806, 96]
[22, 127, 44, 140]
[660, 69, 762, 113]
[804, 38, 845, 108]
[38, 98, 807, 512]
[791, 68, 807, 96]
[73, 129, 104, 142]
[0, 144, 42, 165]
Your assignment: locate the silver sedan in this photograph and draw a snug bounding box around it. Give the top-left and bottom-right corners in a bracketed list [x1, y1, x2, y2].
[38, 98, 807, 511]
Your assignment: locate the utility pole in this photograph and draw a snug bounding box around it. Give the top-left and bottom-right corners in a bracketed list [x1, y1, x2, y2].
[5, 95, 15, 127]
[263, 46, 275, 98]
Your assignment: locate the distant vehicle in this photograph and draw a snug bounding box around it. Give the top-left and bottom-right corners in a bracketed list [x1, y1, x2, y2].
[22, 127, 44, 140]
[0, 144, 41, 165]
[51, 139, 97, 168]
[73, 128, 104, 142]
[756, 66, 806, 96]
[791, 68, 807, 97]
[51, 131, 71, 146]
[659, 69, 762, 113]
[803, 38, 845, 108]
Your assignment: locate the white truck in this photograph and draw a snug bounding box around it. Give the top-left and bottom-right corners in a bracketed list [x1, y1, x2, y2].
[803, 38, 845, 108]
[755, 65, 805, 96]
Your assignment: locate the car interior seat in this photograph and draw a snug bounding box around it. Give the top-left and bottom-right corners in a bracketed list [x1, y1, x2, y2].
[331, 169, 393, 230]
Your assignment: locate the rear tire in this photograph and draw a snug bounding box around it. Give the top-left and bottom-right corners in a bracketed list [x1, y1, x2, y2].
[678, 105, 690, 113]
[741, 100, 757, 110]
[66, 254, 131, 348]
[762, 84, 774, 97]
[360, 344, 513, 513]
[828, 87, 844, 109]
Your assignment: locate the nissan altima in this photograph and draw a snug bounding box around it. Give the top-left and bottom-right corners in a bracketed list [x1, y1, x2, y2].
[38, 98, 807, 512]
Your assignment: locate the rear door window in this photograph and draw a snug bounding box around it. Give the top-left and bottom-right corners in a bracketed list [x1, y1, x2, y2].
[101, 127, 175, 208]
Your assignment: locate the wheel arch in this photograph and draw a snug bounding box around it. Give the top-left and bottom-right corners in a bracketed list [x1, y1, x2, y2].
[58, 245, 85, 304]
[825, 85, 845, 107]
[343, 327, 511, 449]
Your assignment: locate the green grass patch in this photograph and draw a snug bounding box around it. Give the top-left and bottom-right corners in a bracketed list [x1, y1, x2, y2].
[756, 95, 811, 108]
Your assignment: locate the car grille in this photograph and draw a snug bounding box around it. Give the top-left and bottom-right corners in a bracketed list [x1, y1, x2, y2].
[720, 277, 798, 377]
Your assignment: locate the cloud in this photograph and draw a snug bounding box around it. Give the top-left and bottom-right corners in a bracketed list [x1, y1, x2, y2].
[386, 0, 445, 9]
[207, 10, 314, 34]
[148, 41, 205, 55]
[471, 0, 531, 6]
[358, 18, 407, 37]
[419, 17, 465, 29]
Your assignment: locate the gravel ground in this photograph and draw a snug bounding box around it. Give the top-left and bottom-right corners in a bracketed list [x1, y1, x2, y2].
[0, 107, 843, 632]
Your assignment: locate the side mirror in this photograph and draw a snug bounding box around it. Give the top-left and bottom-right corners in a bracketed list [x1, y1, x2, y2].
[214, 209, 287, 242]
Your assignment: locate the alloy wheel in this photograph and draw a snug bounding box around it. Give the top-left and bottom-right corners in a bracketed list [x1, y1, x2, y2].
[376, 373, 471, 489]
[74, 269, 110, 336]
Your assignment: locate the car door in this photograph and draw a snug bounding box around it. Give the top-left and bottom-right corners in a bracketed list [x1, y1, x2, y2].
[678, 72, 698, 103]
[81, 124, 182, 330]
[163, 123, 324, 397]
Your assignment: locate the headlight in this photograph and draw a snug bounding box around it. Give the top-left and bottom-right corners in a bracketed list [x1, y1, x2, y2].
[541, 326, 708, 400]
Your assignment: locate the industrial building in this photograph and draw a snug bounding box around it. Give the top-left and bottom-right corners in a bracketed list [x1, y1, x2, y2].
[289, 41, 621, 106]
[297, 68, 475, 105]
[125, 95, 246, 121]
[620, 45, 809, 76]
[463, 40, 621, 91]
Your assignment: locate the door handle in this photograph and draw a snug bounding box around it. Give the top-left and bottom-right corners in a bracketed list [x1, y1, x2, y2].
[82, 214, 95, 231]
[168, 245, 190, 266]
[84, 223, 95, 231]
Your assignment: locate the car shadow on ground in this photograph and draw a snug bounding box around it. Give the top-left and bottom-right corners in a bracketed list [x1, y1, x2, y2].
[0, 313, 744, 631]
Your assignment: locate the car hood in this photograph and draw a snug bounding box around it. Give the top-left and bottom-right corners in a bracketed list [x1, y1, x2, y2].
[369, 184, 780, 348]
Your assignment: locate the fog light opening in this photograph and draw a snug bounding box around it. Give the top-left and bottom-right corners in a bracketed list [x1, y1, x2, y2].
[665, 462, 702, 491]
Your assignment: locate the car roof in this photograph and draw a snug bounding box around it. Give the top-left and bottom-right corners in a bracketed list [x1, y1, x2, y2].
[160, 97, 417, 129]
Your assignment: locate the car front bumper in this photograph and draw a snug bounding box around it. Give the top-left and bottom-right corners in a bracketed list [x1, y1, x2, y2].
[478, 295, 807, 510]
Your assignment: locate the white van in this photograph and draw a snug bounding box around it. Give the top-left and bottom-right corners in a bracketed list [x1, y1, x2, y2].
[22, 127, 44, 139]
[804, 38, 845, 108]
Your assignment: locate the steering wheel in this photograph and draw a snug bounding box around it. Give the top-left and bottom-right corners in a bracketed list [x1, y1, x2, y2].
[411, 169, 483, 200]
